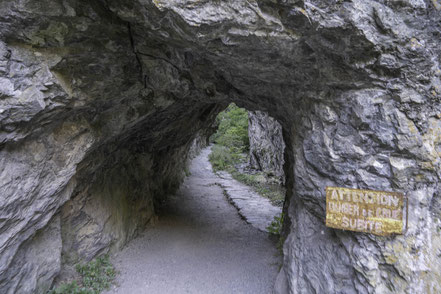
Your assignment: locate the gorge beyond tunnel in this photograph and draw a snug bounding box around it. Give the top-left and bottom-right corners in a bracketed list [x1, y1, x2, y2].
[1, 0, 441, 293]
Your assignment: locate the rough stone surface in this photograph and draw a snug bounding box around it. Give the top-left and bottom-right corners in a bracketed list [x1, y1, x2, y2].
[0, 0, 440, 293]
[2, 214, 62, 294]
[217, 169, 282, 232]
[248, 111, 286, 182]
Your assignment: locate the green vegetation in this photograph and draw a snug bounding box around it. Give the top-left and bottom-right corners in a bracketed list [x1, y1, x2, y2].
[267, 213, 285, 259]
[267, 213, 284, 235]
[229, 170, 285, 207]
[209, 103, 285, 206]
[210, 103, 249, 153]
[208, 145, 244, 171]
[209, 103, 248, 172]
[48, 255, 116, 294]
[184, 166, 191, 177]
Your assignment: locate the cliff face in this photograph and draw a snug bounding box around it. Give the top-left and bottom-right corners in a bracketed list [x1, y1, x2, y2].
[1, 0, 441, 293]
[248, 111, 285, 182]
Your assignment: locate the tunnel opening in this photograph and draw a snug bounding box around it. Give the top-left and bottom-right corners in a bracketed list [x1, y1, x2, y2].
[209, 103, 286, 207]
[51, 99, 292, 292]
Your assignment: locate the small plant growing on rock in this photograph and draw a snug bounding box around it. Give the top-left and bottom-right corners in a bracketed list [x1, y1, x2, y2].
[267, 213, 286, 261]
[267, 213, 284, 236]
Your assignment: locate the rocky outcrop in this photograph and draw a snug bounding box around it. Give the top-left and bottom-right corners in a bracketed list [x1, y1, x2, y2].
[188, 128, 216, 159]
[248, 111, 285, 181]
[0, 0, 441, 293]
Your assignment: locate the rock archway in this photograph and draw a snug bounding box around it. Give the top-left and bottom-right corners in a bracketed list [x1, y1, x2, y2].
[0, 0, 440, 293]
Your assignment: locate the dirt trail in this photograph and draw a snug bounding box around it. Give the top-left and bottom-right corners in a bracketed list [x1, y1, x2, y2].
[106, 147, 280, 294]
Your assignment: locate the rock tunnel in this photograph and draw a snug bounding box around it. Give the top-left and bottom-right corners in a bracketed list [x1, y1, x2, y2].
[1, 0, 441, 293]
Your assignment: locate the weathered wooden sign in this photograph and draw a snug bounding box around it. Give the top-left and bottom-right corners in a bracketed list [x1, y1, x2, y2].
[325, 187, 405, 236]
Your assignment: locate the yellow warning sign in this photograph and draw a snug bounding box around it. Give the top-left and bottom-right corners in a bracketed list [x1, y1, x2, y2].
[325, 187, 404, 236]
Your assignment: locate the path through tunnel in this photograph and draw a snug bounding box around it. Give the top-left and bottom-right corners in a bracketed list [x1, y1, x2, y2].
[1, 1, 441, 294]
[104, 145, 282, 294]
[56, 101, 290, 293]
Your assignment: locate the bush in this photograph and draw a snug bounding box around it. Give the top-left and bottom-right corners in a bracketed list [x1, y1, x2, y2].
[230, 172, 258, 186]
[48, 281, 82, 294]
[48, 255, 116, 294]
[211, 103, 249, 152]
[208, 145, 236, 171]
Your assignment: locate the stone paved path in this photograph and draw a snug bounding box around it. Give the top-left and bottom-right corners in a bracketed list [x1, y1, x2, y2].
[105, 146, 280, 294]
[216, 171, 282, 232]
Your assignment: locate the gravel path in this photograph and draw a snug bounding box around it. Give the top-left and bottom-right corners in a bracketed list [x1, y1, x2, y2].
[105, 147, 280, 294]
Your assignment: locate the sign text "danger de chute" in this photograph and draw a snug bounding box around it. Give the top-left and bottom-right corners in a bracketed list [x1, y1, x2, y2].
[325, 187, 404, 236]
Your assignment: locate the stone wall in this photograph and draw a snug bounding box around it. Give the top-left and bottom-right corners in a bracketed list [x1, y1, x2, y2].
[0, 0, 440, 293]
[248, 111, 285, 181]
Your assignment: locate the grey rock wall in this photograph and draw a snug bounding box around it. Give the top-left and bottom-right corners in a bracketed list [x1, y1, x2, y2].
[248, 111, 285, 181]
[279, 91, 441, 293]
[0, 1, 223, 292]
[4, 214, 62, 294]
[0, 0, 440, 293]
